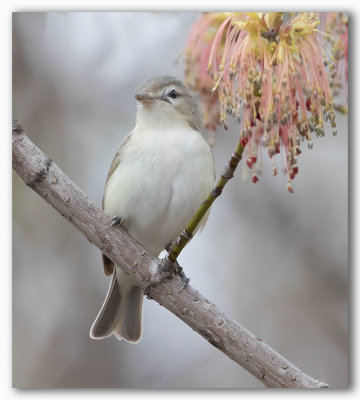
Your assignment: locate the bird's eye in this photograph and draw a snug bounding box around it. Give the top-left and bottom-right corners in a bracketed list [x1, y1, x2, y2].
[168, 89, 177, 99]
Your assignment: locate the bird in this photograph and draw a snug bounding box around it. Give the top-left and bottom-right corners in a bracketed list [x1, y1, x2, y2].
[90, 75, 216, 343]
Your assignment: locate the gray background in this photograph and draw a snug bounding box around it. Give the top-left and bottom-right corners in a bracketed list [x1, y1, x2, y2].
[12, 12, 348, 388]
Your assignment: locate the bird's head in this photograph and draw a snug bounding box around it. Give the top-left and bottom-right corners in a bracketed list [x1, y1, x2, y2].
[135, 75, 201, 131]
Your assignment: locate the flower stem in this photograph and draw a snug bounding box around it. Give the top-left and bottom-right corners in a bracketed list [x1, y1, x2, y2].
[168, 140, 245, 262]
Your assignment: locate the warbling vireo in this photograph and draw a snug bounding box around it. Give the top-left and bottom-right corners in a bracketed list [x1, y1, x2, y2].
[90, 75, 216, 343]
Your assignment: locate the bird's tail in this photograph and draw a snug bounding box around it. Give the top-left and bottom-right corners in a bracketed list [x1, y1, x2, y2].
[90, 268, 143, 343]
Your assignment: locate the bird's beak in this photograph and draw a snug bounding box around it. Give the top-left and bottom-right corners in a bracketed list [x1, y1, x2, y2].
[135, 92, 154, 103]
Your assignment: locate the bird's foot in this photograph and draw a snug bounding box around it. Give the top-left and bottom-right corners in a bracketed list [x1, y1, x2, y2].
[165, 241, 173, 252]
[144, 257, 190, 299]
[110, 216, 125, 227]
[158, 256, 190, 291]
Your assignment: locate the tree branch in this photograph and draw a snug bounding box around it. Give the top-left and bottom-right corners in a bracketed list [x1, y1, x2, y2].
[12, 120, 328, 388]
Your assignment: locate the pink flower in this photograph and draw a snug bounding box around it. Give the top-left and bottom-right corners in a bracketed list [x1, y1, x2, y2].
[320, 12, 348, 113]
[184, 13, 228, 134]
[186, 12, 339, 192]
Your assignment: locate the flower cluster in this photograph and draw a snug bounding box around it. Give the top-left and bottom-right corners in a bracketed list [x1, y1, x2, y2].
[184, 13, 228, 144]
[320, 12, 348, 113]
[185, 12, 340, 192]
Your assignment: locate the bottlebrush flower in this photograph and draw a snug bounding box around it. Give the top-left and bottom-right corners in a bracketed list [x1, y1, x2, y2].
[185, 12, 339, 192]
[320, 12, 348, 113]
[184, 13, 228, 142]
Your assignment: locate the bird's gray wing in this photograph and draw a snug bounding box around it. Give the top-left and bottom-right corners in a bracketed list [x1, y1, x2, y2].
[102, 132, 133, 276]
[102, 132, 133, 205]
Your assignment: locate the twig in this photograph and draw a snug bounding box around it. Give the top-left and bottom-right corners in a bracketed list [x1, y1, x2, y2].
[168, 140, 244, 262]
[12, 120, 328, 388]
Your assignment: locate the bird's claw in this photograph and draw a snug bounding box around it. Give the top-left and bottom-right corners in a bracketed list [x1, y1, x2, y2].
[144, 257, 190, 298]
[159, 257, 190, 291]
[110, 216, 125, 227]
[165, 241, 173, 252]
[177, 268, 190, 291]
[143, 286, 152, 299]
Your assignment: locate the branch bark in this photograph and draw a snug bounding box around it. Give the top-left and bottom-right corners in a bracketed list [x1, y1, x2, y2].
[12, 121, 328, 388]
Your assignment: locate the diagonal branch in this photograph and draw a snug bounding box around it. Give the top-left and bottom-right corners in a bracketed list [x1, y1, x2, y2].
[12, 120, 328, 388]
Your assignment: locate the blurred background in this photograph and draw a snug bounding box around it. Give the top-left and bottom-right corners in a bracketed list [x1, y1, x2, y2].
[12, 12, 348, 388]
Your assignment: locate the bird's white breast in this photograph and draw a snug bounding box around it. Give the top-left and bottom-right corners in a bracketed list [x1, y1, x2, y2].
[103, 125, 215, 256]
